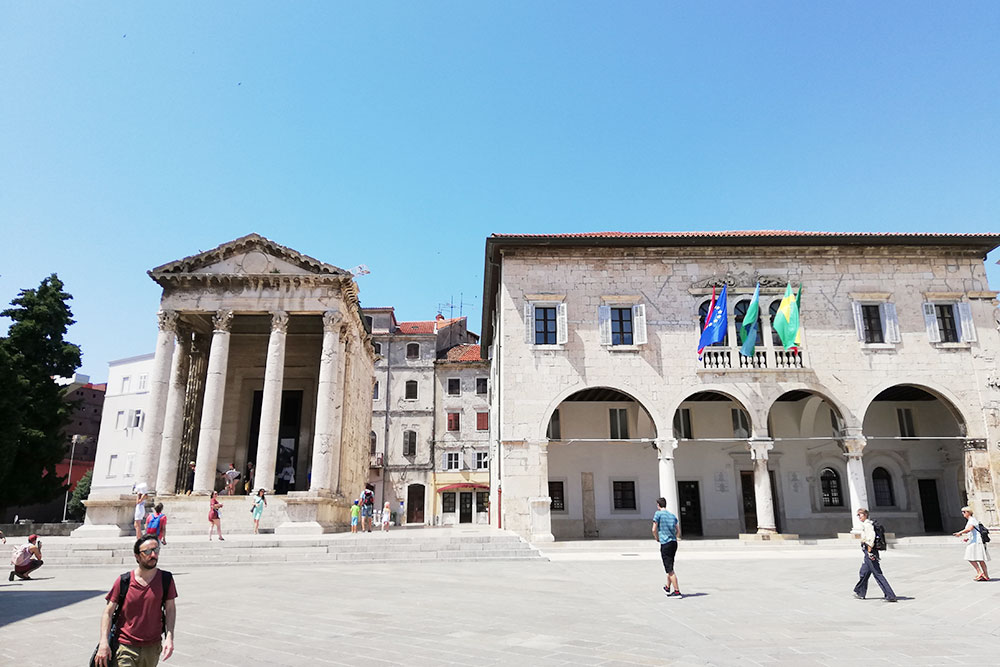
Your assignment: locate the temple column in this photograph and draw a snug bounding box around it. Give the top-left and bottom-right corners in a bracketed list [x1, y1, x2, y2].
[842, 431, 869, 535]
[748, 438, 777, 533]
[656, 438, 680, 516]
[193, 310, 234, 493]
[135, 310, 178, 493]
[254, 311, 290, 494]
[154, 328, 191, 494]
[309, 311, 345, 494]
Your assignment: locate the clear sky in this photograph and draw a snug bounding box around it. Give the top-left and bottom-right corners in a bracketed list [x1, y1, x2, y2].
[2, 3, 999, 381]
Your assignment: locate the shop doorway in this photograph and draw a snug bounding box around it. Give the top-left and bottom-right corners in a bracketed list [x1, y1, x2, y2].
[677, 481, 703, 536]
[918, 479, 943, 532]
[407, 484, 425, 524]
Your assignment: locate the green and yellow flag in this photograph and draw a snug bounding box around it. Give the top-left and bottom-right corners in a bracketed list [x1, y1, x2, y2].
[772, 283, 800, 350]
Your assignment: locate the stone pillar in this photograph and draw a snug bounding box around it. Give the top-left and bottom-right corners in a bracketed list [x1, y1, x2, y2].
[193, 310, 234, 494]
[254, 311, 290, 494]
[748, 438, 777, 533]
[842, 432, 869, 534]
[310, 312, 346, 494]
[154, 328, 191, 495]
[134, 310, 178, 493]
[656, 438, 680, 515]
[528, 439, 554, 542]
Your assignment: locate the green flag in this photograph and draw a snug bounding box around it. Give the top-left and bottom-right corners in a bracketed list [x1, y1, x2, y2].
[772, 283, 800, 350]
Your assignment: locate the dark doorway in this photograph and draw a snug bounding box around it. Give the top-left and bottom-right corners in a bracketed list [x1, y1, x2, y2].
[459, 492, 473, 524]
[740, 470, 781, 533]
[247, 390, 303, 494]
[918, 478, 943, 532]
[677, 481, 703, 537]
[407, 484, 425, 524]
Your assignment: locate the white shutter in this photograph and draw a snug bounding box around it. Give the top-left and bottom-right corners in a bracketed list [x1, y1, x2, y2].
[882, 302, 901, 343]
[957, 302, 977, 342]
[633, 303, 648, 345]
[923, 303, 941, 343]
[126, 409, 136, 430]
[852, 301, 865, 341]
[556, 303, 568, 345]
[598, 306, 612, 345]
[524, 302, 534, 344]
[138, 410, 146, 431]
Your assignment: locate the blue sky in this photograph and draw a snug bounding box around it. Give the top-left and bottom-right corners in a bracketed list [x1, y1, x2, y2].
[2, 3, 999, 381]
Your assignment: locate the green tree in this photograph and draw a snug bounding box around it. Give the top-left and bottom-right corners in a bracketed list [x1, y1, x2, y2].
[0, 274, 82, 513]
[67, 468, 93, 521]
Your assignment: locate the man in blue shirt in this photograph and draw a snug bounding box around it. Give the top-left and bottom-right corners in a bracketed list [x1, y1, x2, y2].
[652, 497, 682, 597]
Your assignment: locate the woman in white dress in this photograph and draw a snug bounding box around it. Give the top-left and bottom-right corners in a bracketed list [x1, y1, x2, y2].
[953, 506, 989, 581]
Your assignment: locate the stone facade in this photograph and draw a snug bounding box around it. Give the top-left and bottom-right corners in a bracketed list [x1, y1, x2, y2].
[481, 232, 1000, 541]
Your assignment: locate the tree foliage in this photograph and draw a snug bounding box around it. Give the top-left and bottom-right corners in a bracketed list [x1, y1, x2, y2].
[67, 469, 93, 521]
[0, 274, 82, 512]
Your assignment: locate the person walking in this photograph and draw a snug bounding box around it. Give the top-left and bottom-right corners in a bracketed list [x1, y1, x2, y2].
[144, 503, 168, 545]
[652, 497, 682, 597]
[251, 489, 268, 534]
[133, 492, 148, 539]
[245, 461, 255, 494]
[350, 500, 360, 534]
[954, 505, 990, 581]
[93, 536, 177, 667]
[853, 508, 897, 602]
[224, 463, 241, 496]
[381, 501, 391, 532]
[277, 463, 295, 494]
[359, 484, 376, 532]
[208, 491, 224, 541]
[8, 534, 43, 581]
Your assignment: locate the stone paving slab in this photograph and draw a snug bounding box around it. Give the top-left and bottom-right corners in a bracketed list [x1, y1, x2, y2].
[2, 546, 999, 665]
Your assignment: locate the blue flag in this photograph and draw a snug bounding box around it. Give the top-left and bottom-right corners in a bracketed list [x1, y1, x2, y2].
[697, 284, 728, 358]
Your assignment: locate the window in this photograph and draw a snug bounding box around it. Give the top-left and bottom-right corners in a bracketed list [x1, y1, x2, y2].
[373, 342, 382, 355]
[732, 409, 750, 439]
[549, 481, 565, 511]
[923, 302, 975, 344]
[897, 408, 915, 438]
[137, 374, 148, 391]
[546, 409, 561, 439]
[734, 299, 763, 347]
[370, 431, 377, 456]
[476, 452, 489, 469]
[612, 481, 637, 510]
[861, 305, 884, 344]
[700, 300, 728, 346]
[534, 306, 557, 345]
[121, 376, 130, 393]
[609, 408, 629, 439]
[364, 315, 373, 330]
[476, 412, 489, 431]
[830, 411, 843, 438]
[447, 378, 461, 396]
[447, 413, 461, 432]
[405, 380, 418, 400]
[403, 430, 417, 456]
[673, 408, 692, 439]
[820, 468, 843, 507]
[372, 381, 379, 400]
[115, 410, 126, 430]
[442, 492, 456, 513]
[610, 307, 633, 345]
[599, 304, 647, 346]
[406, 343, 420, 359]
[935, 304, 959, 342]
[851, 302, 900, 344]
[107, 454, 118, 477]
[131, 410, 144, 430]
[873, 467, 895, 507]
[526, 302, 568, 345]
[476, 491, 489, 511]
[446, 452, 461, 470]
[124, 453, 136, 478]
[476, 378, 488, 395]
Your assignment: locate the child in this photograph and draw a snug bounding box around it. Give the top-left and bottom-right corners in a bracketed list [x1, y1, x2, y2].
[382, 501, 391, 532]
[351, 500, 360, 534]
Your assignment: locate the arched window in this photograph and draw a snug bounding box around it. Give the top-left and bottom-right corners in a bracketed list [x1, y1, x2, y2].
[698, 299, 728, 346]
[369, 431, 377, 456]
[873, 467, 895, 506]
[734, 299, 763, 347]
[405, 380, 418, 400]
[406, 343, 420, 359]
[769, 300, 783, 346]
[820, 468, 843, 507]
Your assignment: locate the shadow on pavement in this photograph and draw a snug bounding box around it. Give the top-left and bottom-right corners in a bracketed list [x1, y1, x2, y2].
[0, 589, 106, 627]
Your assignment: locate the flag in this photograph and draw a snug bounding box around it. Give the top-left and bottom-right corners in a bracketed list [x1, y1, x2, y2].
[793, 283, 803, 349]
[739, 283, 761, 357]
[697, 285, 728, 358]
[772, 283, 800, 350]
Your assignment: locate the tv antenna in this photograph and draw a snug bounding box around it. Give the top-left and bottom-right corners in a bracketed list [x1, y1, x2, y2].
[438, 293, 476, 319]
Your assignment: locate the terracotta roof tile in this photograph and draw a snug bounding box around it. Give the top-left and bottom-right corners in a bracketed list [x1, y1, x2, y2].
[443, 344, 483, 362]
[395, 317, 464, 335]
[489, 230, 1000, 240]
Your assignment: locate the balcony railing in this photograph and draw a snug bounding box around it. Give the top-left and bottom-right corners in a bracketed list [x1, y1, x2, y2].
[369, 454, 384, 468]
[701, 347, 805, 370]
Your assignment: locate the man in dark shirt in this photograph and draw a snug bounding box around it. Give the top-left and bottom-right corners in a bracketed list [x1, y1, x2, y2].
[95, 536, 177, 666]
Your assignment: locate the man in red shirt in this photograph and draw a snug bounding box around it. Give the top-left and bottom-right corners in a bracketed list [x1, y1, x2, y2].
[94, 536, 177, 666]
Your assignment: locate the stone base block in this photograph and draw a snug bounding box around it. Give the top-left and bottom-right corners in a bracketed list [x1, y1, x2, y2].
[275, 521, 327, 535]
[72, 495, 134, 538]
[278, 492, 350, 534]
[738, 532, 800, 541]
[70, 524, 125, 539]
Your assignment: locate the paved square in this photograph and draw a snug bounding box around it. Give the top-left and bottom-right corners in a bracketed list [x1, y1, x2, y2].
[2, 545, 998, 665]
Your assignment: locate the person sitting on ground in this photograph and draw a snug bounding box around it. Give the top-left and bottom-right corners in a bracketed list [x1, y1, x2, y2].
[145, 503, 168, 545]
[9, 534, 43, 581]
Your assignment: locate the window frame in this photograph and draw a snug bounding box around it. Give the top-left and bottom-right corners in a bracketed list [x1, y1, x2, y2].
[609, 408, 629, 440]
[525, 300, 568, 346]
[476, 377, 488, 395]
[872, 466, 896, 507]
[476, 411, 489, 431]
[447, 412, 461, 432]
[546, 408, 561, 440]
[734, 298, 763, 347]
[923, 301, 976, 344]
[611, 479, 639, 513]
[447, 378, 461, 396]
[406, 342, 420, 360]
[475, 451, 489, 470]
[673, 408, 693, 440]
[372, 381, 379, 400]
[403, 430, 417, 457]
[700, 299, 729, 347]
[820, 467, 843, 508]
[404, 380, 418, 400]
[442, 492, 456, 513]
[897, 407, 916, 439]
[549, 480, 566, 512]
[445, 452, 461, 470]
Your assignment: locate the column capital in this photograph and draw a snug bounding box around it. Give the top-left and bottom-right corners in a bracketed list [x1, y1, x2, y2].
[157, 310, 179, 332]
[322, 310, 344, 333]
[270, 310, 290, 333]
[841, 436, 867, 459]
[212, 309, 234, 333]
[964, 438, 988, 451]
[747, 438, 774, 461]
[655, 438, 678, 460]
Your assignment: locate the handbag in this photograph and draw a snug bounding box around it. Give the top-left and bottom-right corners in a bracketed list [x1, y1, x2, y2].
[89, 572, 130, 666]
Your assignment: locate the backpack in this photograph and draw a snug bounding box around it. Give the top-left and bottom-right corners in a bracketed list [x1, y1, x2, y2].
[10, 544, 31, 567]
[146, 513, 163, 535]
[977, 523, 991, 544]
[89, 570, 174, 667]
[872, 520, 887, 551]
[362, 489, 374, 506]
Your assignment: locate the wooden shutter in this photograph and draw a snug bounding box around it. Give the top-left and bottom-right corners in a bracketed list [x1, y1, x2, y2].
[922, 303, 941, 343]
[632, 304, 648, 345]
[556, 303, 568, 345]
[524, 302, 534, 344]
[882, 302, 901, 343]
[598, 305, 612, 345]
[851, 301, 865, 341]
[957, 302, 977, 342]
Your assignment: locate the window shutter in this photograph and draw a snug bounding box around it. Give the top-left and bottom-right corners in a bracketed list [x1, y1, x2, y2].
[556, 303, 568, 345]
[138, 411, 146, 431]
[882, 302, 901, 343]
[851, 301, 865, 341]
[632, 304, 648, 345]
[598, 305, 612, 345]
[126, 409, 135, 429]
[523, 302, 534, 344]
[922, 303, 941, 343]
[957, 302, 976, 342]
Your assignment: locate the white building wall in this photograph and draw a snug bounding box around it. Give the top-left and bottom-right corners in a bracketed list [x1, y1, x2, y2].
[91, 355, 154, 494]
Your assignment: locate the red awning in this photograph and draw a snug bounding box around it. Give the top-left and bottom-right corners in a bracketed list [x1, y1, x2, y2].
[436, 483, 489, 493]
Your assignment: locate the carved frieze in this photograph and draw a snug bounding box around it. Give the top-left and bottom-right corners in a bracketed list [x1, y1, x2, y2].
[692, 273, 787, 289]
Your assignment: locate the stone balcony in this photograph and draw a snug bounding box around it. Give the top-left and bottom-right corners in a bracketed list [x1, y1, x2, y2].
[700, 347, 806, 370]
[369, 453, 384, 468]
